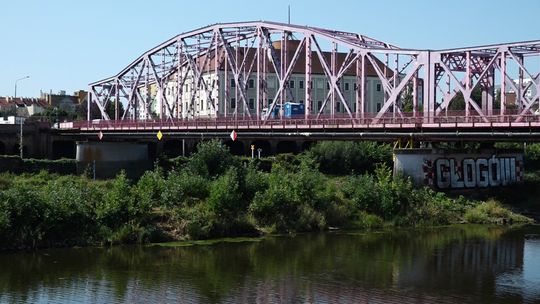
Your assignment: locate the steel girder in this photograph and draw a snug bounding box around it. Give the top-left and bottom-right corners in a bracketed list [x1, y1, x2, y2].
[88, 21, 540, 124]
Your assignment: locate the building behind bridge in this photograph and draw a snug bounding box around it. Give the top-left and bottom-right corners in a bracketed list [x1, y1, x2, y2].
[140, 40, 403, 120]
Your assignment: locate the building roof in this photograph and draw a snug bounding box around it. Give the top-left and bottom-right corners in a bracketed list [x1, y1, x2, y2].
[180, 40, 393, 79]
[0, 97, 48, 107]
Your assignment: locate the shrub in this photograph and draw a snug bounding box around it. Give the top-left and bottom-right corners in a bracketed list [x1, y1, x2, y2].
[207, 167, 244, 218]
[464, 200, 533, 224]
[133, 167, 165, 208]
[183, 203, 216, 239]
[308, 141, 392, 175]
[525, 143, 540, 169]
[187, 140, 236, 177]
[95, 172, 138, 229]
[0, 184, 47, 248]
[41, 176, 97, 244]
[348, 211, 384, 230]
[160, 170, 209, 207]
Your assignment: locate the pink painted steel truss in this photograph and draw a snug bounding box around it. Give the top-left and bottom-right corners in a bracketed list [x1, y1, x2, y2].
[88, 21, 540, 125]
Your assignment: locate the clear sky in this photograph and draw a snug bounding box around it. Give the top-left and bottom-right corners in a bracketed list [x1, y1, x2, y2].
[1, 0, 540, 98]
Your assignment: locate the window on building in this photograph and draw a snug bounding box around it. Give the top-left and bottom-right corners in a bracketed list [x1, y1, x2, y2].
[326, 82, 330, 90]
[354, 83, 358, 91]
[230, 79, 236, 88]
[336, 103, 341, 112]
[299, 100, 304, 104]
[376, 103, 381, 111]
[290, 80, 295, 88]
[249, 79, 254, 88]
[268, 98, 273, 105]
[345, 82, 349, 91]
[231, 98, 236, 109]
[376, 83, 381, 92]
[249, 98, 254, 109]
[299, 80, 304, 89]
[317, 100, 322, 109]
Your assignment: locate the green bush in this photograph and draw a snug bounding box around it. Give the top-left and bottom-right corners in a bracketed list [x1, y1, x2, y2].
[525, 143, 540, 169]
[187, 140, 236, 178]
[160, 170, 209, 207]
[464, 200, 533, 224]
[348, 211, 384, 230]
[183, 203, 216, 240]
[307, 141, 392, 175]
[95, 172, 138, 229]
[41, 176, 97, 244]
[0, 184, 47, 248]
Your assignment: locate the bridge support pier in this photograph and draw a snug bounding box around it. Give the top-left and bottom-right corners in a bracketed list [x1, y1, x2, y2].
[393, 148, 524, 191]
[76, 142, 152, 179]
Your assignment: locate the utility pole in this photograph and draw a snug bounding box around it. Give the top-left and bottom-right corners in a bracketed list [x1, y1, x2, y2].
[15, 76, 30, 159]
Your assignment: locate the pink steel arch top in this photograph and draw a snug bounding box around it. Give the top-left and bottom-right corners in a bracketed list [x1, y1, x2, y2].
[87, 21, 540, 127]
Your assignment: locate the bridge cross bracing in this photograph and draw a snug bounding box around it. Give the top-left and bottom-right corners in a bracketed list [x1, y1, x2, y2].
[85, 21, 540, 133]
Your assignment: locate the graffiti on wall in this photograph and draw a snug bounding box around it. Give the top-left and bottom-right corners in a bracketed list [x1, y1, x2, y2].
[423, 156, 523, 189]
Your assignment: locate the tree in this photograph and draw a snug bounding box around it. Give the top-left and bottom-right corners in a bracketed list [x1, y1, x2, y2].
[448, 87, 483, 111]
[105, 100, 125, 120]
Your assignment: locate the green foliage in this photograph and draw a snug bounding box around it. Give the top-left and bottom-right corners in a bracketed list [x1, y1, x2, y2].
[207, 167, 244, 217]
[0, 156, 76, 175]
[96, 172, 143, 230]
[348, 211, 384, 230]
[187, 140, 236, 178]
[464, 199, 533, 224]
[0, 140, 534, 251]
[160, 170, 209, 207]
[133, 167, 165, 208]
[183, 203, 216, 240]
[41, 176, 98, 244]
[307, 141, 392, 175]
[525, 143, 540, 169]
[0, 184, 47, 248]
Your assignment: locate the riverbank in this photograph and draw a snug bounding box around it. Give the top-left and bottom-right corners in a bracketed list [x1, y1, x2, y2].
[0, 140, 534, 251]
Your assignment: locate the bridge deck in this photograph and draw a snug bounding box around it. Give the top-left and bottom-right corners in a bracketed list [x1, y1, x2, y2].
[57, 115, 540, 141]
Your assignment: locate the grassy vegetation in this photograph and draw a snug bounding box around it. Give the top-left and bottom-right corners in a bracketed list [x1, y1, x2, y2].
[0, 140, 533, 250]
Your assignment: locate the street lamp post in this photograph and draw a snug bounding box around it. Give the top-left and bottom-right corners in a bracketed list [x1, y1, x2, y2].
[15, 76, 30, 159]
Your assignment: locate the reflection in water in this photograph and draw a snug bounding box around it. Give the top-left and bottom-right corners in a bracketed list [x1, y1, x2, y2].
[0, 225, 539, 303]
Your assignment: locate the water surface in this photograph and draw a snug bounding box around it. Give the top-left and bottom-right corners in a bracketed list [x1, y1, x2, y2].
[1, 225, 539, 303]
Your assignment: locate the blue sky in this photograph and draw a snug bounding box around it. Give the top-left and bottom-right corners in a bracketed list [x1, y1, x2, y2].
[1, 0, 540, 98]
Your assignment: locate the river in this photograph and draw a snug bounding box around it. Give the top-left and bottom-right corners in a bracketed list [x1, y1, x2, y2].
[0, 225, 539, 303]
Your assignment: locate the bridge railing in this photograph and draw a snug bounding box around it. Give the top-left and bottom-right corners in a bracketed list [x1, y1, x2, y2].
[66, 111, 540, 131]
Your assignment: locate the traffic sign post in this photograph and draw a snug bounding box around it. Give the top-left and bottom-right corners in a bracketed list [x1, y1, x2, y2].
[230, 130, 237, 141]
[251, 144, 255, 159]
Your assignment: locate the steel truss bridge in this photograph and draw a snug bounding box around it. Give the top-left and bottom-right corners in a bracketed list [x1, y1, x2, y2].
[68, 21, 540, 141]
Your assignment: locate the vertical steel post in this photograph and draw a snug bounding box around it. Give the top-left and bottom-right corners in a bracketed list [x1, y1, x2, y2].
[262, 28, 268, 111]
[256, 28, 261, 121]
[500, 50, 506, 116]
[412, 70, 418, 118]
[214, 34, 219, 117]
[235, 31, 239, 119]
[360, 53, 366, 118]
[518, 54, 524, 110]
[115, 78, 120, 121]
[465, 51, 471, 117]
[331, 42, 337, 118]
[305, 35, 312, 120]
[393, 54, 398, 117]
[224, 51, 229, 119]
[87, 89, 91, 121]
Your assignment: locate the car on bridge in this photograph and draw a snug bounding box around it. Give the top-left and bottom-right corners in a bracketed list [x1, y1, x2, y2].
[262, 102, 305, 119]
